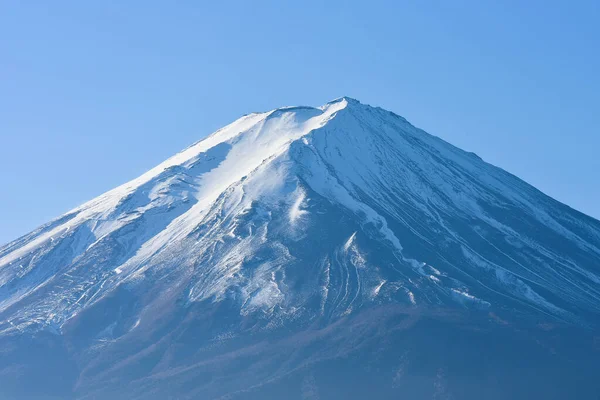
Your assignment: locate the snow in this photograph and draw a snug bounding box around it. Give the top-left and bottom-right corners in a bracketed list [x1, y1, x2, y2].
[1, 96, 600, 335]
[372, 280, 386, 297]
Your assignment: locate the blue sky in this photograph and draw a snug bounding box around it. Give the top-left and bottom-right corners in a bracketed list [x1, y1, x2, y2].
[1, 1, 599, 245]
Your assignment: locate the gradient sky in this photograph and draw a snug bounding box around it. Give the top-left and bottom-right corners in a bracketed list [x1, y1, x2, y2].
[1, 1, 599, 245]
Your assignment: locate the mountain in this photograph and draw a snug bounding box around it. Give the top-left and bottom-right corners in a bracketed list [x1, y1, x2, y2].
[1, 97, 599, 399]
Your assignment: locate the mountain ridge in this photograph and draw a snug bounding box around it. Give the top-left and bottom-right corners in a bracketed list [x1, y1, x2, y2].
[0, 97, 599, 399]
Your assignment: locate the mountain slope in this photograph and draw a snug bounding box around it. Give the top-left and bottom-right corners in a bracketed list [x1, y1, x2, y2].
[1, 97, 599, 399]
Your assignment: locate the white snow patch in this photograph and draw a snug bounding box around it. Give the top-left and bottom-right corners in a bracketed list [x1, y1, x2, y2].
[372, 280, 386, 297]
[289, 188, 308, 225]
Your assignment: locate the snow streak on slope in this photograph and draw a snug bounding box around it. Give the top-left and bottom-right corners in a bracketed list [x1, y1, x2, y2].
[1, 97, 600, 337]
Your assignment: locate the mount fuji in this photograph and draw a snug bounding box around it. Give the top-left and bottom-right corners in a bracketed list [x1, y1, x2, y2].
[1, 97, 599, 399]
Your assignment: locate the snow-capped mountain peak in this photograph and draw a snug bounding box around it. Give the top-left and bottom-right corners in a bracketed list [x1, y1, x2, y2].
[2, 97, 600, 336]
[2, 97, 600, 399]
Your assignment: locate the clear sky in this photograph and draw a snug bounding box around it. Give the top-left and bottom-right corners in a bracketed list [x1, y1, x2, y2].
[1, 1, 599, 245]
